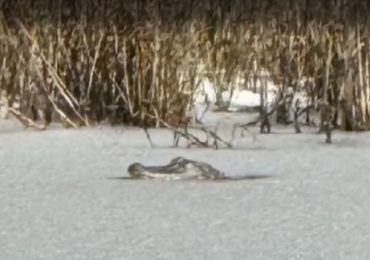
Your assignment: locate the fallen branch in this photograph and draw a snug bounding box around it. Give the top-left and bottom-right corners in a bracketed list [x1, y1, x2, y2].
[198, 122, 233, 149]
[232, 121, 258, 141]
[8, 107, 47, 130]
[145, 112, 231, 148]
[49, 97, 79, 129]
[232, 90, 295, 137]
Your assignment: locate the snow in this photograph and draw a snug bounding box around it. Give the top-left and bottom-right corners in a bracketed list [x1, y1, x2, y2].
[229, 90, 261, 108]
[190, 67, 282, 114]
[0, 92, 8, 119]
[193, 78, 217, 104]
[1, 113, 370, 260]
[227, 89, 277, 112]
[0, 105, 7, 119]
[189, 67, 316, 123]
[292, 90, 313, 109]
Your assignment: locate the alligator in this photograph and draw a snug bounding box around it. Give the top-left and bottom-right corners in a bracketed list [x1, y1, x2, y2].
[126, 157, 270, 181]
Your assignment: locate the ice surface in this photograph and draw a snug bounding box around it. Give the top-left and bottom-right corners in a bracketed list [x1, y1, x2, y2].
[1, 114, 370, 260]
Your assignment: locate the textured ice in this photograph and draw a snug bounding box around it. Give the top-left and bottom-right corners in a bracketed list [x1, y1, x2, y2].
[1, 114, 370, 260]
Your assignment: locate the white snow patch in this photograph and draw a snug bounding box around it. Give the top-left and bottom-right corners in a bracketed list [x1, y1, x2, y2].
[0, 91, 8, 119]
[292, 90, 312, 109]
[228, 90, 260, 109]
[193, 78, 217, 105]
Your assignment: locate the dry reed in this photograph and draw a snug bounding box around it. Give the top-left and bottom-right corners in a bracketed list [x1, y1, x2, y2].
[0, 0, 369, 130]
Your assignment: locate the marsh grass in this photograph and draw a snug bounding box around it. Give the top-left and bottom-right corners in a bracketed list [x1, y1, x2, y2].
[0, 0, 369, 130]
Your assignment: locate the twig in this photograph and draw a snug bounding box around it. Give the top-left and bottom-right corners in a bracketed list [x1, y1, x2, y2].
[232, 121, 258, 142]
[144, 112, 210, 148]
[199, 122, 233, 149]
[143, 126, 155, 148]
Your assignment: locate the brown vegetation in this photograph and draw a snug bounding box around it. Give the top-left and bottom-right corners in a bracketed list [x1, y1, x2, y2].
[0, 0, 370, 131]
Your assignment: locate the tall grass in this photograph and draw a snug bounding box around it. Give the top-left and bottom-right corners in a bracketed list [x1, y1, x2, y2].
[0, 0, 370, 130]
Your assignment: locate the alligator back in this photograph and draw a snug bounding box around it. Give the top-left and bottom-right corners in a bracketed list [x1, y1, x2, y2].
[127, 157, 224, 180]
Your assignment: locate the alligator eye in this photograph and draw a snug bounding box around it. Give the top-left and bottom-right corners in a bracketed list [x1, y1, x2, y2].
[170, 156, 185, 164]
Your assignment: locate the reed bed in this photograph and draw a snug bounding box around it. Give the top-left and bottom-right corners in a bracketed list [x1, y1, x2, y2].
[0, 0, 370, 130]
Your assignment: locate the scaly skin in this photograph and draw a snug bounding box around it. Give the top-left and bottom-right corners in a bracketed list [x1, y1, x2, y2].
[127, 157, 224, 180]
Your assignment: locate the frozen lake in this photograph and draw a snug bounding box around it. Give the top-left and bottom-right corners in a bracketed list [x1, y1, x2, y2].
[1, 116, 370, 260]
